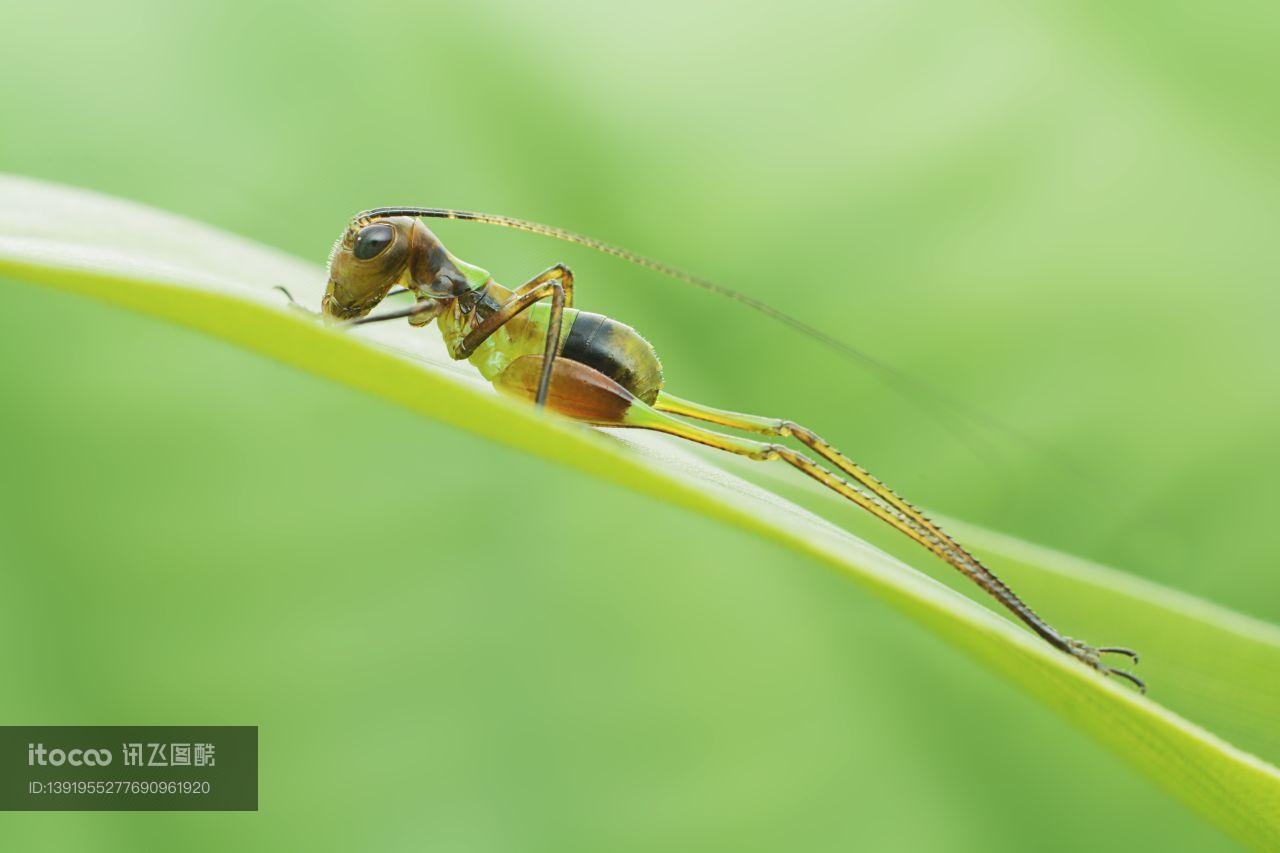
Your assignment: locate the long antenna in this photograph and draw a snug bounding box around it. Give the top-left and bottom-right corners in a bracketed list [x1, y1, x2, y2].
[357, 206, 1077, 475]
[360, 207, 907, 376]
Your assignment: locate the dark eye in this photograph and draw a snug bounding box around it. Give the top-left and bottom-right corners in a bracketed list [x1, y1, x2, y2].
[353, 223, 394, 260]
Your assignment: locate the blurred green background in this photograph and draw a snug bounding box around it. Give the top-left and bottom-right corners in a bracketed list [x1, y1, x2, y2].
[1, 1, 1277, 850]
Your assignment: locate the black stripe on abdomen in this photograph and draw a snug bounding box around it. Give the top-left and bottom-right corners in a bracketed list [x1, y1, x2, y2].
[562, 311, 637, 389]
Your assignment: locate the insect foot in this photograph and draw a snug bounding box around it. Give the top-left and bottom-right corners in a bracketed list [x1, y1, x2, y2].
[1065, 638, 1145, 693]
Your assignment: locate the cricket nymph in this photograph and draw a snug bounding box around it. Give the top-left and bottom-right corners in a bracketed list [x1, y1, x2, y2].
[317, 206, 1144, 693]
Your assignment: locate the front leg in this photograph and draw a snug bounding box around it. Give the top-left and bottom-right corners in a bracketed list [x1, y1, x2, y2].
[383, 287, 442, 326]
[408, 295, 447, 327]
[340, 266, 571, 331]
[345, 298, 444, 327]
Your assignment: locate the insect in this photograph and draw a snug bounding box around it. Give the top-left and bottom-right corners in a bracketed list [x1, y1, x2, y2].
[317, 206, 1144, 692]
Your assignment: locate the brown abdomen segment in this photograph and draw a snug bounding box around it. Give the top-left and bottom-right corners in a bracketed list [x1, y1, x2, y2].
[494, 355, 636, 424]
[561, 312, 663, 405]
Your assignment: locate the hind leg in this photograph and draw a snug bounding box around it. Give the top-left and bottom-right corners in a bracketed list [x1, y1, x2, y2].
[493, 355, 1143, 691]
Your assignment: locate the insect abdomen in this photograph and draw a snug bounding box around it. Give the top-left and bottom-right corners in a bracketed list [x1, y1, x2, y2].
[561, 312, 664, 405]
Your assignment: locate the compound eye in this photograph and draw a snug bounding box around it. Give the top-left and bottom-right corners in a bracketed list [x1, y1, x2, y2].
[353, 223, 394, 260]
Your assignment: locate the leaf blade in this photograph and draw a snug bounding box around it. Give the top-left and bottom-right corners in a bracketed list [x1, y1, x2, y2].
[2, 174, 1277, 847]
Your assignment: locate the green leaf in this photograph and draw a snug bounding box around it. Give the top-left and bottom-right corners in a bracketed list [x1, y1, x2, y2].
[2, 173, 1278, 847]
